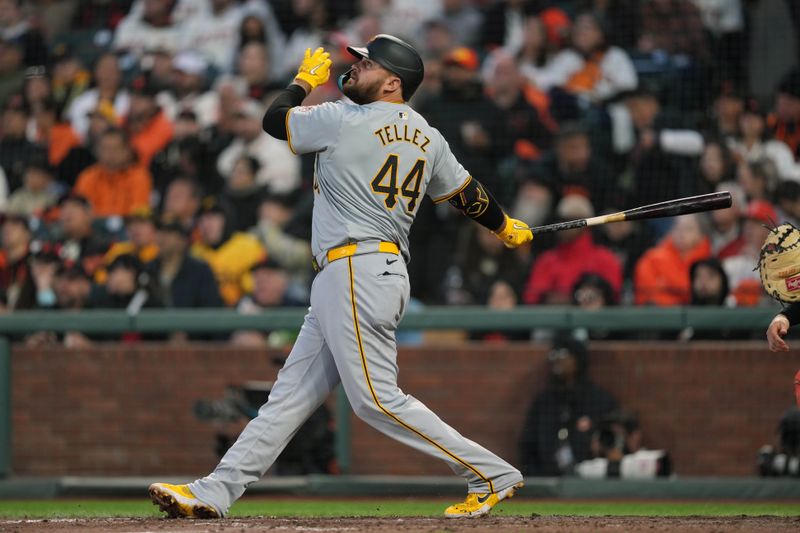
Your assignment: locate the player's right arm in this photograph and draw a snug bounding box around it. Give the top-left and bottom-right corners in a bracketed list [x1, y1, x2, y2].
[768, 303, 800, 352]
[262, 47, 333, 146]
[428, 132, 533, 249]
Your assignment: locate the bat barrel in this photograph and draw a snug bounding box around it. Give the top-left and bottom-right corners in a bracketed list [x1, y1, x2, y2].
[624, 191, 732, 221]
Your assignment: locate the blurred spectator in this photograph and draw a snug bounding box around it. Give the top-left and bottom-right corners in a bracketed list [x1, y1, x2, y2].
[517, 15, 550, 89]
[728, 98, 800, 181]
[6, 155, 58, 216]
[232, 258, 306, 347]
[160, 176, 201, 228]
[534, 123, 618, 215]
[0, 94, 42, 191]
[160, 49, 214, 126]
[518, 337, 619, 476]
[0, 213, 35, 310]
[469, 280, 530, 342]
[249, 193, 312, 290]
[594, 217, 655, 299]
[181, 0, 244, 73]
[146, 216, 223, 308]
[570, 272, 624, 341]
[418, 47, 500, 191]
[0, 0, 47, 66]
[523, 195, 622, 305]
[101, 207, 160, 280]
[33, 98, 80, 168]
[482, 49, 555, 167]
[66, 53, 130, 141]
[222, 156, 266, 233]
[216, 98, 300, 194]
[49, 41, 91, 117]
[709, 181, 745, 259]
[57, 101, 118, 187]
[273, 0, 327, 81]
[191, 196, 265, 306]
[776, 180, 800, 227]
[73, 127, 152, 217]
[52, 262, 92, 310]
[508, 167, 555, 228]
[113, 0, 182, 58]
[480, 0, 538, 53]
[723, 199, 777, 307]
[695, 138, 736, 195]
[88, 253, 161, 312]
[769, 68, 800, 160]
[690, 257, 731, 306]
[23, 65, 51, 115]
[638, 0, 709, 65]
[706, 85, 745, 141]
[634, 213, 711, 305]
[758, 407, 800, 477]
[737, 159, 778, 204]
[149, 109, 223, 198]
[693, 0, 747, 90]
[0, 38, 24, 108]
[446, 224, 529, 306]
[439, 0, 482, 48]
[536, 12, 637, 104]
[126, 76, 174, 168]
[55, 194, 111, 276]
[236, 41, 281, 102]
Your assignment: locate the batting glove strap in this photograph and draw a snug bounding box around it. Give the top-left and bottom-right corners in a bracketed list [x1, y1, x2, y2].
[295, 47, 332, 89]
[494, 214, 534, 248]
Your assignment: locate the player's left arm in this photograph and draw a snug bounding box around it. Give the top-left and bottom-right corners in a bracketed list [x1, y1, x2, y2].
[262, 47, 331, 140]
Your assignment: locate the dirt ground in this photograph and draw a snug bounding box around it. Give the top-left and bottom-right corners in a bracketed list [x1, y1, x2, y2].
[2, 516, 800, 532]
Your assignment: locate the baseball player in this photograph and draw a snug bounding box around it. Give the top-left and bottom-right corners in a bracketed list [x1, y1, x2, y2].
[149, 34, 532, 519]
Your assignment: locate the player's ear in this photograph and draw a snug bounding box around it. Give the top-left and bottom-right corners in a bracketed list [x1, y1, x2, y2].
[385, 75, 402, 95]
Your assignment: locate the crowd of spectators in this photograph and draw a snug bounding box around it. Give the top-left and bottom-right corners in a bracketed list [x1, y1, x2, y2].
[0, 0, 798, 343]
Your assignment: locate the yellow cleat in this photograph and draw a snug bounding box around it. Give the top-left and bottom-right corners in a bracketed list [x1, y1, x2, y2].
[444, 482, 523, 518]
[148, 482, 220, 519]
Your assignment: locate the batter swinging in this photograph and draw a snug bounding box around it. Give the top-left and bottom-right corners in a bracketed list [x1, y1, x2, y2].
[149, 34, 533, 519]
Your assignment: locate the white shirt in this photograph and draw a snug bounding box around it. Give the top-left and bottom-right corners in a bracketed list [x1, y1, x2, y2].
[66, 89, 130, 141]
[181, 5, 245, 72]
[536, 47, 638, 102]
[217, 133, 300, 194]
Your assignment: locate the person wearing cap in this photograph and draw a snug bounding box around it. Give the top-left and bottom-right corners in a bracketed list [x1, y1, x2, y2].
[0, 211, 41, 310]
[518, 336, 619, 476]
[73, 127, 153, 217]
[66, 53, 130, 142]
[728, 97, 800, 182]
[523, 194, 622, 305]
[88, 253, 161, 312]
[127, 76, 174, 168]
[190, 196, 266, 306]
[634, 213, 712, 306]
[216, 98, 300, 194]
[722, 199, 779, 307]
[147, 216, 223, 310]
[162, 50, 217, 126]
[56, 194, 111, 277]
[6, 154, 58, 216]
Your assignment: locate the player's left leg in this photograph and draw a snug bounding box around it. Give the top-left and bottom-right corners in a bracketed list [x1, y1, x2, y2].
[316, 254, 522, 514]
[150, 310, 339, 518]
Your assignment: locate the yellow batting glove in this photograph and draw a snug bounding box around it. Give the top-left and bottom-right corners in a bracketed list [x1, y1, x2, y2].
[494, 214, 534, 248]
[295, 47, 332, 90]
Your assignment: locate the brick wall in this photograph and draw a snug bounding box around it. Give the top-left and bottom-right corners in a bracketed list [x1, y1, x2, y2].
[10, 341, 798, 476]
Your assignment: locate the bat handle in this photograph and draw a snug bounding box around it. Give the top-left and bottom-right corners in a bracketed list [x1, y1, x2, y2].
[530, 219, 588, 234]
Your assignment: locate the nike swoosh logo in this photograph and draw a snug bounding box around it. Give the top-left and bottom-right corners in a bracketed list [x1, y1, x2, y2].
[513, 223, 529, 230]
[386, 259, 398, 265]
[310, 63, 323, 74]
[476, 494, 491, 504]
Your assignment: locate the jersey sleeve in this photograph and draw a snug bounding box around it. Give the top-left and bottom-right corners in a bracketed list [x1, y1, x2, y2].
[426, 131, 472, 203]
[285, 102, 344, 154]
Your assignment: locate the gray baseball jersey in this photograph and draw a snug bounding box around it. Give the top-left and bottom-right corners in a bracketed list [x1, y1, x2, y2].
[286, 100, 470, 260]
[188, 98, 522, 517]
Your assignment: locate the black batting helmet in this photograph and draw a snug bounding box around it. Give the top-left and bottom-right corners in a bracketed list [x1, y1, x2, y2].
[339, 34, 424, 101]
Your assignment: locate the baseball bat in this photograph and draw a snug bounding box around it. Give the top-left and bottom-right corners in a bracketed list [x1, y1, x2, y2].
[530, 191, 732, 234]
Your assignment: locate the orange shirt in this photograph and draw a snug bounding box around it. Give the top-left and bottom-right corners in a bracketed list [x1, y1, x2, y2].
[129, 111, 173, 168]
[634, 237, 712, 306]
[47, 123, 81, 166]
[73, 164, 152, 217]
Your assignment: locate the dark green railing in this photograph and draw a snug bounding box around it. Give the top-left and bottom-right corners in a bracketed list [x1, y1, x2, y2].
[0, 306, 780, 477]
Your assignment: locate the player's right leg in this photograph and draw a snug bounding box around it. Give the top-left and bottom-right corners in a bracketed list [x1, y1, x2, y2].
[149, 311, 339, 518]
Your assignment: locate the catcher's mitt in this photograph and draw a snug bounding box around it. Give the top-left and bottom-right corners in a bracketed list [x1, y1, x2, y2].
[759, 223, 800, 303]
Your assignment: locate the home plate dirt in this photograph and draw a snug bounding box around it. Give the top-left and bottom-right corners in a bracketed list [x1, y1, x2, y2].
[2, 516, 799, 532]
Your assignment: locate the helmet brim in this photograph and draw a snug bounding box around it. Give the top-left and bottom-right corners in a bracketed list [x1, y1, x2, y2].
[346, 46, 369, 60]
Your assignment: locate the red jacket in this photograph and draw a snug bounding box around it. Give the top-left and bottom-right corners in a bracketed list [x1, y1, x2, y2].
[523, 231, 622, 304]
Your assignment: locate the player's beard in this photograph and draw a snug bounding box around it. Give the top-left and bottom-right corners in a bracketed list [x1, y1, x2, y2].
[343, 75, 386, 105]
